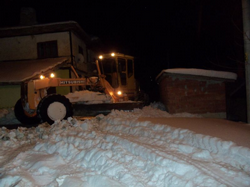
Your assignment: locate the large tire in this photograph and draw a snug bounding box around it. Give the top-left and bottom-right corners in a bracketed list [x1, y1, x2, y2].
[14, 98, 40, 125]
[37, 94, 73, 125]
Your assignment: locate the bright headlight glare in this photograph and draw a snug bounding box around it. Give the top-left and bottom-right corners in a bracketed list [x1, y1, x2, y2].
[50, 73, 55, 78]
[111, 53, 115, 57]
[99, 55, 103, 59]
[117, 91, 122, 95]
[40, 75, 45, 79]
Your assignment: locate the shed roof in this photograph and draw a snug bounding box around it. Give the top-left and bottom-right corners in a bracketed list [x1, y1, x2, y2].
[156, 68, 237, 83]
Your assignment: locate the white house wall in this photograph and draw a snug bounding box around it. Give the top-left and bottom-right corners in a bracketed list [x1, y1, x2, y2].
[0, 32, 71, 61]
[71, 32, 88, 73]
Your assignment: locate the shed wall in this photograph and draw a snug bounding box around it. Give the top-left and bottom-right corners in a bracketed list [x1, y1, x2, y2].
[159, 75, 226, 117]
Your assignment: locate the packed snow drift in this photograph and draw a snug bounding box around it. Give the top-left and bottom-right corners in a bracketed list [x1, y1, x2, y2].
[65, 90, 113, 104]
[0, 105, 249, 187]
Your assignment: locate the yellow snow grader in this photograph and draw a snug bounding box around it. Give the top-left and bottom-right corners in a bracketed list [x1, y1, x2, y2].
[15, 53, 144, 125]
[98, 53, 138, 100]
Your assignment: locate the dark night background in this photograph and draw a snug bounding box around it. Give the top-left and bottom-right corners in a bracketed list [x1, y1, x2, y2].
[0, 0, 246, 104]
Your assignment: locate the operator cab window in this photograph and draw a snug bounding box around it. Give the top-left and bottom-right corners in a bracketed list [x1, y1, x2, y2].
[101, 59, 119, 88]
[118, 58, 127, 85]
[37, 40, 58, 59]
[78, 46, 83, 55]
[118, 58, 126, 71]
[127, 59, 133, 78]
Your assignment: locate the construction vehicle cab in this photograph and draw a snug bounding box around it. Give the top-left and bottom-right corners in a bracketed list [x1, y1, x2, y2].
[98, 53, 138, 100]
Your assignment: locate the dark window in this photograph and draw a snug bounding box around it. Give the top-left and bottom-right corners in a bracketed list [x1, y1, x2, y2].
[120, 73, 127, 85]
[78, 46, 83, 55]
[100, 59, 119, 88]
[118, 58, 127, 85]
[127, 59, 133, 78]
[118, 58, 126, 71]
[37, 41, 58, 58]
[102, 59, 116, 74]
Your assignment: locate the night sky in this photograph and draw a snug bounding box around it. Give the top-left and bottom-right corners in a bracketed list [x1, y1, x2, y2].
[0, 0, 245, 100]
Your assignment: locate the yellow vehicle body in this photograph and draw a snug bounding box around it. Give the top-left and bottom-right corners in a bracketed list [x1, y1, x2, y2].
[15, 54, 143, 125]
[98, 53, 138, 100]
[27, 77, 90, 110]
[21, 61, 127, 116]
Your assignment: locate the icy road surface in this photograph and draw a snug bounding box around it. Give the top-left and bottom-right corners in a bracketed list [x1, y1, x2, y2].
[0, 107, 250, 186]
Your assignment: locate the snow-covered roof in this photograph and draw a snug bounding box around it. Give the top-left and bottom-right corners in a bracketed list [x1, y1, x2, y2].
[0, 21, 91, 44]
[0, 57, 69, 83]
[156, 68, 237, 81]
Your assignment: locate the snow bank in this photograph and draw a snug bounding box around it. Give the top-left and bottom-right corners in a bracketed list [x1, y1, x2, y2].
[0, 102, 199, 125]
[108, 104, 202, 119]
[0, 108, 20, 124]
[0, 107, 249, 186]
[156, 68, 237, 80]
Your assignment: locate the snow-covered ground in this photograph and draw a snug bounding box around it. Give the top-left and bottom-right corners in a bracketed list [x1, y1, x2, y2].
[0, 104, 250, 186]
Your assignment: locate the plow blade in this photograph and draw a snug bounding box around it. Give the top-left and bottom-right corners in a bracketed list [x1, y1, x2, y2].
[73, 102, 144, 117]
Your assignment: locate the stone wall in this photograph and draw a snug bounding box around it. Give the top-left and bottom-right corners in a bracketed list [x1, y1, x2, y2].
[158, 74, 227, 117]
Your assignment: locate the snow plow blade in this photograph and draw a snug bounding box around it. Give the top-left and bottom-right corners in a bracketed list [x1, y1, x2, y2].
[73, 102, 145, 117]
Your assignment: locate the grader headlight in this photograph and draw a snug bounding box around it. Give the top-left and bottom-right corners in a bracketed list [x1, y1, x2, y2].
[117, 91, 122, 96]
[50, 73, 55, 78]
[40, 75, 45, 79]
[99, 55, 103, 59]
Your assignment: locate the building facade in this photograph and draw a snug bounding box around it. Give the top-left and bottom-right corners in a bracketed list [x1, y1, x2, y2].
[0, 21, 96, 108]
[156, 69, 237, 119]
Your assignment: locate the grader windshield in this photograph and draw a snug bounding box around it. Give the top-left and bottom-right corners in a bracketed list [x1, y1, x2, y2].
[100, 58, 119, 88]
[98, 53, 137, 99]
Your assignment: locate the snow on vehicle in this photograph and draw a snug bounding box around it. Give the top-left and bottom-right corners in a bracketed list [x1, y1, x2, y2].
[14, 53, 144, 125]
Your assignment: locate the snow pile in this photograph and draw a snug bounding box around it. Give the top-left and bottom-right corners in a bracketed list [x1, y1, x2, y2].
[0, 107, 249, 186]
[0, 108, 20, 124]
[0, 102, 199, 125]
[150, 101, 167, 111]
[65, 90, 113, 104]
[156, 68, 237, 80]
[138, 105, 202, 118]
[107, 105, 202, 119]
[0, 109, 8, 118]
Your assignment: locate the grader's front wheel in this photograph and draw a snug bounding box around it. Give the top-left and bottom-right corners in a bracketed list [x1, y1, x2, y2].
[37, 94, 73, 125]
[14, 98, 40, 125]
